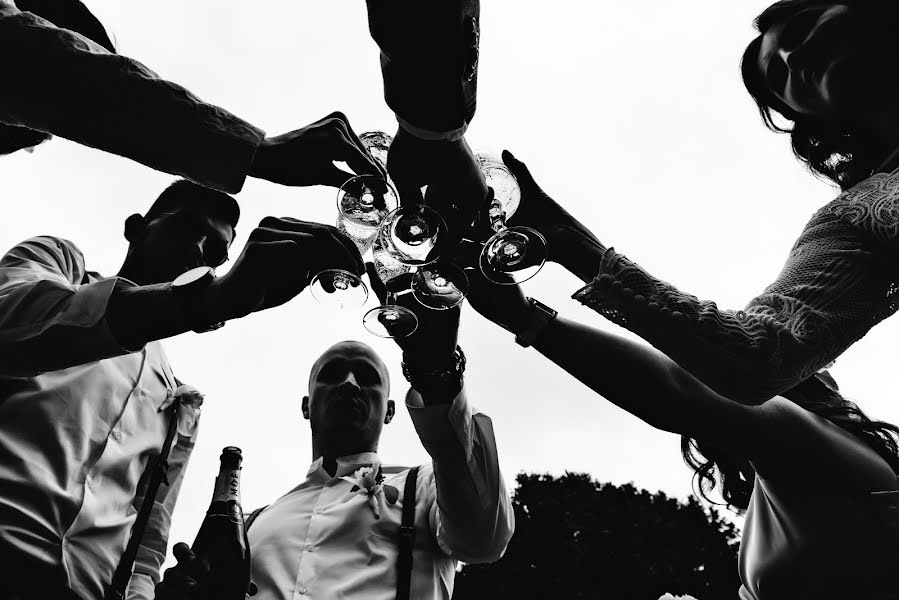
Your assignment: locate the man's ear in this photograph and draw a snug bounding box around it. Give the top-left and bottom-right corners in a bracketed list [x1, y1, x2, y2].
[384, 399, 395, 425]
[124, 213, 146, 243]
[301, 396, 310, 420]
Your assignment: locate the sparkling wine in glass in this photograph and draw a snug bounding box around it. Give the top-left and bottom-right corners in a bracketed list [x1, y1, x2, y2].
[379, 204, 446, 267]
[476, 153, 547, 285]
[363, 236, 419, 338]
[309, 176, 398, 309]
[359, 131, 393, 172]
[411, 261, 469, 310]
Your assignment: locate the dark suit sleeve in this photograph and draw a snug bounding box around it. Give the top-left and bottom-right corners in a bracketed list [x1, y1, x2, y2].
[365, 0, 480, 139]
[0, 0, 265, 193]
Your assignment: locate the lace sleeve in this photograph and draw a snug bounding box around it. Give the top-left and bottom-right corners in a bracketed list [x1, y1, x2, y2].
[826, 169, 899, 253]
[572, 247, 841, 404]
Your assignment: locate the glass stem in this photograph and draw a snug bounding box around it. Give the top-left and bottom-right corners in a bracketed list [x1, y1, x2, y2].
[488, 197, 507, 234]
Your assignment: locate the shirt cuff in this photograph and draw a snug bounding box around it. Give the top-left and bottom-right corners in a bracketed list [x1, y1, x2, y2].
[407, 386, 474, 460]
[396, 115, 468, 143]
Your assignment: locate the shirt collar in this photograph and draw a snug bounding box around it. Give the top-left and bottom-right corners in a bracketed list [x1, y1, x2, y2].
[306, 451, 381, 480]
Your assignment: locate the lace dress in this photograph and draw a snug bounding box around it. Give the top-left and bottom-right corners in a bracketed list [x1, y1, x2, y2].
[574, 167, 899, 403]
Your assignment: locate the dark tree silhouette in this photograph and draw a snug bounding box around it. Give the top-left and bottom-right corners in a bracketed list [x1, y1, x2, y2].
[453, 473, 740, 600]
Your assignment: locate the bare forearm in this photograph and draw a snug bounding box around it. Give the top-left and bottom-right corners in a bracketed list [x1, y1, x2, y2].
[531, 315, 704, 434]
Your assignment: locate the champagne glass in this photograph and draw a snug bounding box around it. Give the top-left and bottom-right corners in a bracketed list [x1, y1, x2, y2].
[380, 203, 471, 309]
[309, 175, 398, 309]
[477, 152, 547, 285]
[411, 261, 469, 310]
[359, 130, 392, 172]
[363, 236, 419, 338]
[378, 204, 446, 266]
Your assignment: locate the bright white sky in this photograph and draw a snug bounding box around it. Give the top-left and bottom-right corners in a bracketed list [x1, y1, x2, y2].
[4, 0, 898, 565]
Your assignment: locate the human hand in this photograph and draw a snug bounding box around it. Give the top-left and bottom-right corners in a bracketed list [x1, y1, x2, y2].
[456, 240, 531, 335]
[154, 543, 206, 600]
[387, 128, 487, 244]
[500, 150, 605, 277]
[249, 112, 387, 188]
[366, 264, 459, 371]
[204, 217, 364, 322]
[154, 543, 258, 599]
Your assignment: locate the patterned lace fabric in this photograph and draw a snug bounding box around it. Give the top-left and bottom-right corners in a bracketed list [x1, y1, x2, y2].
[573, 168, 899, 403]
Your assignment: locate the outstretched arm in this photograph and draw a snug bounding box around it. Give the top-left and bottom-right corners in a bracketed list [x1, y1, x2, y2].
[498, 150, 872, 405]
[0, 0, 263, 193]
[0, 2, 382, 191]
[466, 275, 899, 490]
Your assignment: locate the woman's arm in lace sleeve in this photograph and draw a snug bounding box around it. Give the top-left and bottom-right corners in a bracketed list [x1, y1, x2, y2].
[0, 0, 264, 193]
[570, 242, 832, 405]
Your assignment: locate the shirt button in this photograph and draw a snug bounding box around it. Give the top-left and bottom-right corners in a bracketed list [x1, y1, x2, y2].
[298, 587, 308, 595]
[313, 508, 323, 515]
[111, 430, 122, 442]
[305, 544, 314, 552]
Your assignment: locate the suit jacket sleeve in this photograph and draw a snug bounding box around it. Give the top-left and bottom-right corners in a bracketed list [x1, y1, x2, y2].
[0, 0, 264, 193]
[366, 0, 480, 140]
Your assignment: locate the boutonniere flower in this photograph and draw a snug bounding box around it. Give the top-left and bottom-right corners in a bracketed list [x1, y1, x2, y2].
[157, 384, 205, 437]
[340, 465, 400, 519]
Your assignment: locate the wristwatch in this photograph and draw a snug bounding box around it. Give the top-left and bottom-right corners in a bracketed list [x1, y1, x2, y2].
[171, 266, 225, 334]
[401, 345, 466, 395]
[515, 298, 558, 348]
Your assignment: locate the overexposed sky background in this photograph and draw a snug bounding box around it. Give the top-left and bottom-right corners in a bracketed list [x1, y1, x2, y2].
[4, 0, 899, 565]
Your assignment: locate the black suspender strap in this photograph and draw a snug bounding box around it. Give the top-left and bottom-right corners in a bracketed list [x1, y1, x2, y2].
[395, 466, 420, 600]
[104, 400, 181, 600]
[244, 505, 269, 531]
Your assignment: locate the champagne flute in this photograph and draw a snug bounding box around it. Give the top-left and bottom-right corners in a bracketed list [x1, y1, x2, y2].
[411, 261, 469, 310]
[309, 175, 398, 309]
[380, 203, 470, 309]
[359, 130, 392, 172]
[363, 236, 419, 338]
[378, 204, 446, 266]
[477, 152, 548, 285]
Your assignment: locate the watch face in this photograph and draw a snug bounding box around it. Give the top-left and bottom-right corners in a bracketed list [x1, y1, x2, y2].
[173, 266, 214, 287]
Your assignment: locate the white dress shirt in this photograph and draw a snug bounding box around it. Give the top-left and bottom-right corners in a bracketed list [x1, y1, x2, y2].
[0, 236, 198, 600]
[248, 389, 514, 600]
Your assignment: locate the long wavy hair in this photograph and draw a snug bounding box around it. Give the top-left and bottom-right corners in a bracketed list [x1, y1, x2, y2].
[741, 0, 899, 190]
[681, 375, 899, 511]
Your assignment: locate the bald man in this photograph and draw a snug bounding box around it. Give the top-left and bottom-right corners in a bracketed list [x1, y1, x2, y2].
[159, 338, 514, 600]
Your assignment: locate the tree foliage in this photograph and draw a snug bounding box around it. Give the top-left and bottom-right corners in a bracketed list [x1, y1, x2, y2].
[453, 473, 740, 600]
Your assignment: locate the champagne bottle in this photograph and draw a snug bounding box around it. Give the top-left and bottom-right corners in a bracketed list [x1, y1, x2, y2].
[192, 446, 251, 599]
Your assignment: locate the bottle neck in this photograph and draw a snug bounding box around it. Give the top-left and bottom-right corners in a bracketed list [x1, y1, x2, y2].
[211, 462, 242, 504]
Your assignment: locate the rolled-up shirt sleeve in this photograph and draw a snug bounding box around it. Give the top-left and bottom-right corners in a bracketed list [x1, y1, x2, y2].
[407, 386, 514, 563]
[0, 0, 264, 193]
[0, 236, 133, 374]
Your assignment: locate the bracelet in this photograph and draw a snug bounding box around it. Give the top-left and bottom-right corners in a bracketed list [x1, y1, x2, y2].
[401, 345, 466, 392]
[515, 298, 558, 348]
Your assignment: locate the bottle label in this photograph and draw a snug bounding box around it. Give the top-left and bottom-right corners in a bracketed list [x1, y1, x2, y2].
[212, 468, 241, 503]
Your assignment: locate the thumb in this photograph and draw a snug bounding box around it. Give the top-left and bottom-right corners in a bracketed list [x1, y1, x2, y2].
[501, 150, 534, 186]
[172, 542, 196, 566]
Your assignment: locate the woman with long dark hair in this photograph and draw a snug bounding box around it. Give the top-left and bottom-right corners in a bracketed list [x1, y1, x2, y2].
[465, 276, 899, 598]
[492, 1, 899, 405]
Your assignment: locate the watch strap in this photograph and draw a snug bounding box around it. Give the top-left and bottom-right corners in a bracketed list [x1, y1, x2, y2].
[515, 298, 558, 348]
[401, 345, 466, 395]
[171, 267, 225, 334]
